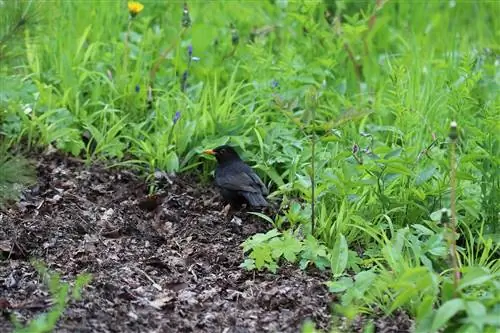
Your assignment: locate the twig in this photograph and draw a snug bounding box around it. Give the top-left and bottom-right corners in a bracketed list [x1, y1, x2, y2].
[134, 266, 162, 291]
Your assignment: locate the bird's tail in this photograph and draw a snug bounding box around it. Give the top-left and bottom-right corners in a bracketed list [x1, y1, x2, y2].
[242, 192, 269, 207]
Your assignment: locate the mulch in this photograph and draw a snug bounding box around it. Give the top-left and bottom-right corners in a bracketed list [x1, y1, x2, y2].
[0, 151, 413, 333]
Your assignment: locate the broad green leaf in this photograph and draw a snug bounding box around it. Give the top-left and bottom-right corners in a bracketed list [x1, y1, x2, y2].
[384, 148, 403, 159]
[458, 267, 494, 290]
[353, 270, 377, 294]
[415, 165, 438, 185]
[165, 152, 179, 172]
[242, 229, 281, 252]
[412, 224, 435, 236]
[385, 162, 413, 176]
[430, 209, 451, 222]
[390, 288, 417, 313]
[464, 300, 487, 319]
[270, 233, 302, 262]
[330, 233, 348, 277]
[416, 294, 436, 324]
[250, 245, 273, 269]
[326, 277, 353, 293]
[441, 279, 456, 302]
[430, 298, 466, 332]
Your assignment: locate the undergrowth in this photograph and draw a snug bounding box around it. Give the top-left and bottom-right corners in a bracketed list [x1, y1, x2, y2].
[1, 0, 498, 332]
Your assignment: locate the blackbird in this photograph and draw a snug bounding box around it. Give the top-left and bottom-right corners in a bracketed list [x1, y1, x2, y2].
[203, 145, 269, 208]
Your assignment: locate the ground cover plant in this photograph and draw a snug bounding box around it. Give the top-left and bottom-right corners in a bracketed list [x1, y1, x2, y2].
[0, 0, 498, 332]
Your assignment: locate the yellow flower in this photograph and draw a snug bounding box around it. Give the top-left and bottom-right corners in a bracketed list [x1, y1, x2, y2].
[128, 1, 144, 17]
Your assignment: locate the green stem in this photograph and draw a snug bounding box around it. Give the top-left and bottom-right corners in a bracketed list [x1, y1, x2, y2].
[449, 121, 460, 293]
[124, 19, 132, 72]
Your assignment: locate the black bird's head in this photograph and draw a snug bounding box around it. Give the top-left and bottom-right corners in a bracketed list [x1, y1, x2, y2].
[203, 145, 241, 164]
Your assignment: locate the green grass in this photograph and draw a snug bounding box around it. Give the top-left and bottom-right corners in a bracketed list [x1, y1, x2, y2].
[1, 0, 499, 332]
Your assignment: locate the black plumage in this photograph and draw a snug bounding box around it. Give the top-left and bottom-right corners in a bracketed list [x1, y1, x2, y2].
[204, 145, 268, 208]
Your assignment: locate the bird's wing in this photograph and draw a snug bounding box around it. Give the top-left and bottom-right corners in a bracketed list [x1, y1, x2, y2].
[215, 170, 266, 194]
[247, 169, 268, 195]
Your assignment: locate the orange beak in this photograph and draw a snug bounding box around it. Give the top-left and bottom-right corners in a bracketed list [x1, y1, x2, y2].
[203, 149, 215, 155]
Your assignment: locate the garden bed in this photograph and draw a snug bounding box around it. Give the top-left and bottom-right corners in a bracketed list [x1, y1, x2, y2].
[0, 152, 411, 332]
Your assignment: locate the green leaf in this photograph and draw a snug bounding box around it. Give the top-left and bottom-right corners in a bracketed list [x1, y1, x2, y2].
[242, 229, 281, 252]
[390, 288, 417, 313]
[250, 245, 273, 269]
[415, 165, 438, 185]
[240, 258, 256, 271]
[441, 279, 456, 302]
[326, 277, 353, 293]
[330, 233, 348, 277]
[430, 298, 465, 332]
[384, 148, 402, 159]
[464, 300, 486, 319]
[248, 212, 275, 224]
[300, 320, 317, 333]
[416, 295, 436, 329]
[259, 165, 285, 187]
[352, 270, 377, 294]
[430, 209, 451, 222]
[72, 273, 92, 300]
[165, 152, 179, 172]
[458, 267, 494, 290]
[362, 322, 375, 333]
[269, 233, 302, 263]
[385, 162, 413, 176]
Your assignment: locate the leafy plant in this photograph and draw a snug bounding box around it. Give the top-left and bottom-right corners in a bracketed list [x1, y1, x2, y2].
[241, 228, 335, 273]
[11, 261, 92, 333]
[0, 144, 36, 208]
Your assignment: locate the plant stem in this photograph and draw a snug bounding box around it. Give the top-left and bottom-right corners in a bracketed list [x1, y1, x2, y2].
[310, 90, 317, 235]
[311, 132, 316, 235]
[124, 19, 132, 72]
[449, 121, 460, 292]
[149, 27, 188, 88]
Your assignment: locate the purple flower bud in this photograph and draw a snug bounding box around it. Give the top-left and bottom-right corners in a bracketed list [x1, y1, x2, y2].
[135, 85, 140, 93]
[173, 111, 181, 124]
[181, 70, 188, 91]
[352, 144, 359, 154]
[188, 44, 193, 58]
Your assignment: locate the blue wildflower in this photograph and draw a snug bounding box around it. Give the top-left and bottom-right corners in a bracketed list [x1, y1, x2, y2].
[135, 84, 140, 93]
[271, 80, 279, 89]
[173, 111, 181, 124]
[188, 44, 193, 58]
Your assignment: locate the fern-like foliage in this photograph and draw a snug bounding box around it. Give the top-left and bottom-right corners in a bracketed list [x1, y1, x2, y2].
[0, 0, 44, 63]
[0, 144, 36, 208]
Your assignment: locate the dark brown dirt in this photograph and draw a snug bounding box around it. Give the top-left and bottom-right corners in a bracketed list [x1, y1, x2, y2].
[0, 152, 334, 333]
[0, 152, 413, 333]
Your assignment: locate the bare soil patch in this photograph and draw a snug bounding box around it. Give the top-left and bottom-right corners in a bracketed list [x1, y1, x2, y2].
[0, 152, 412, 332]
